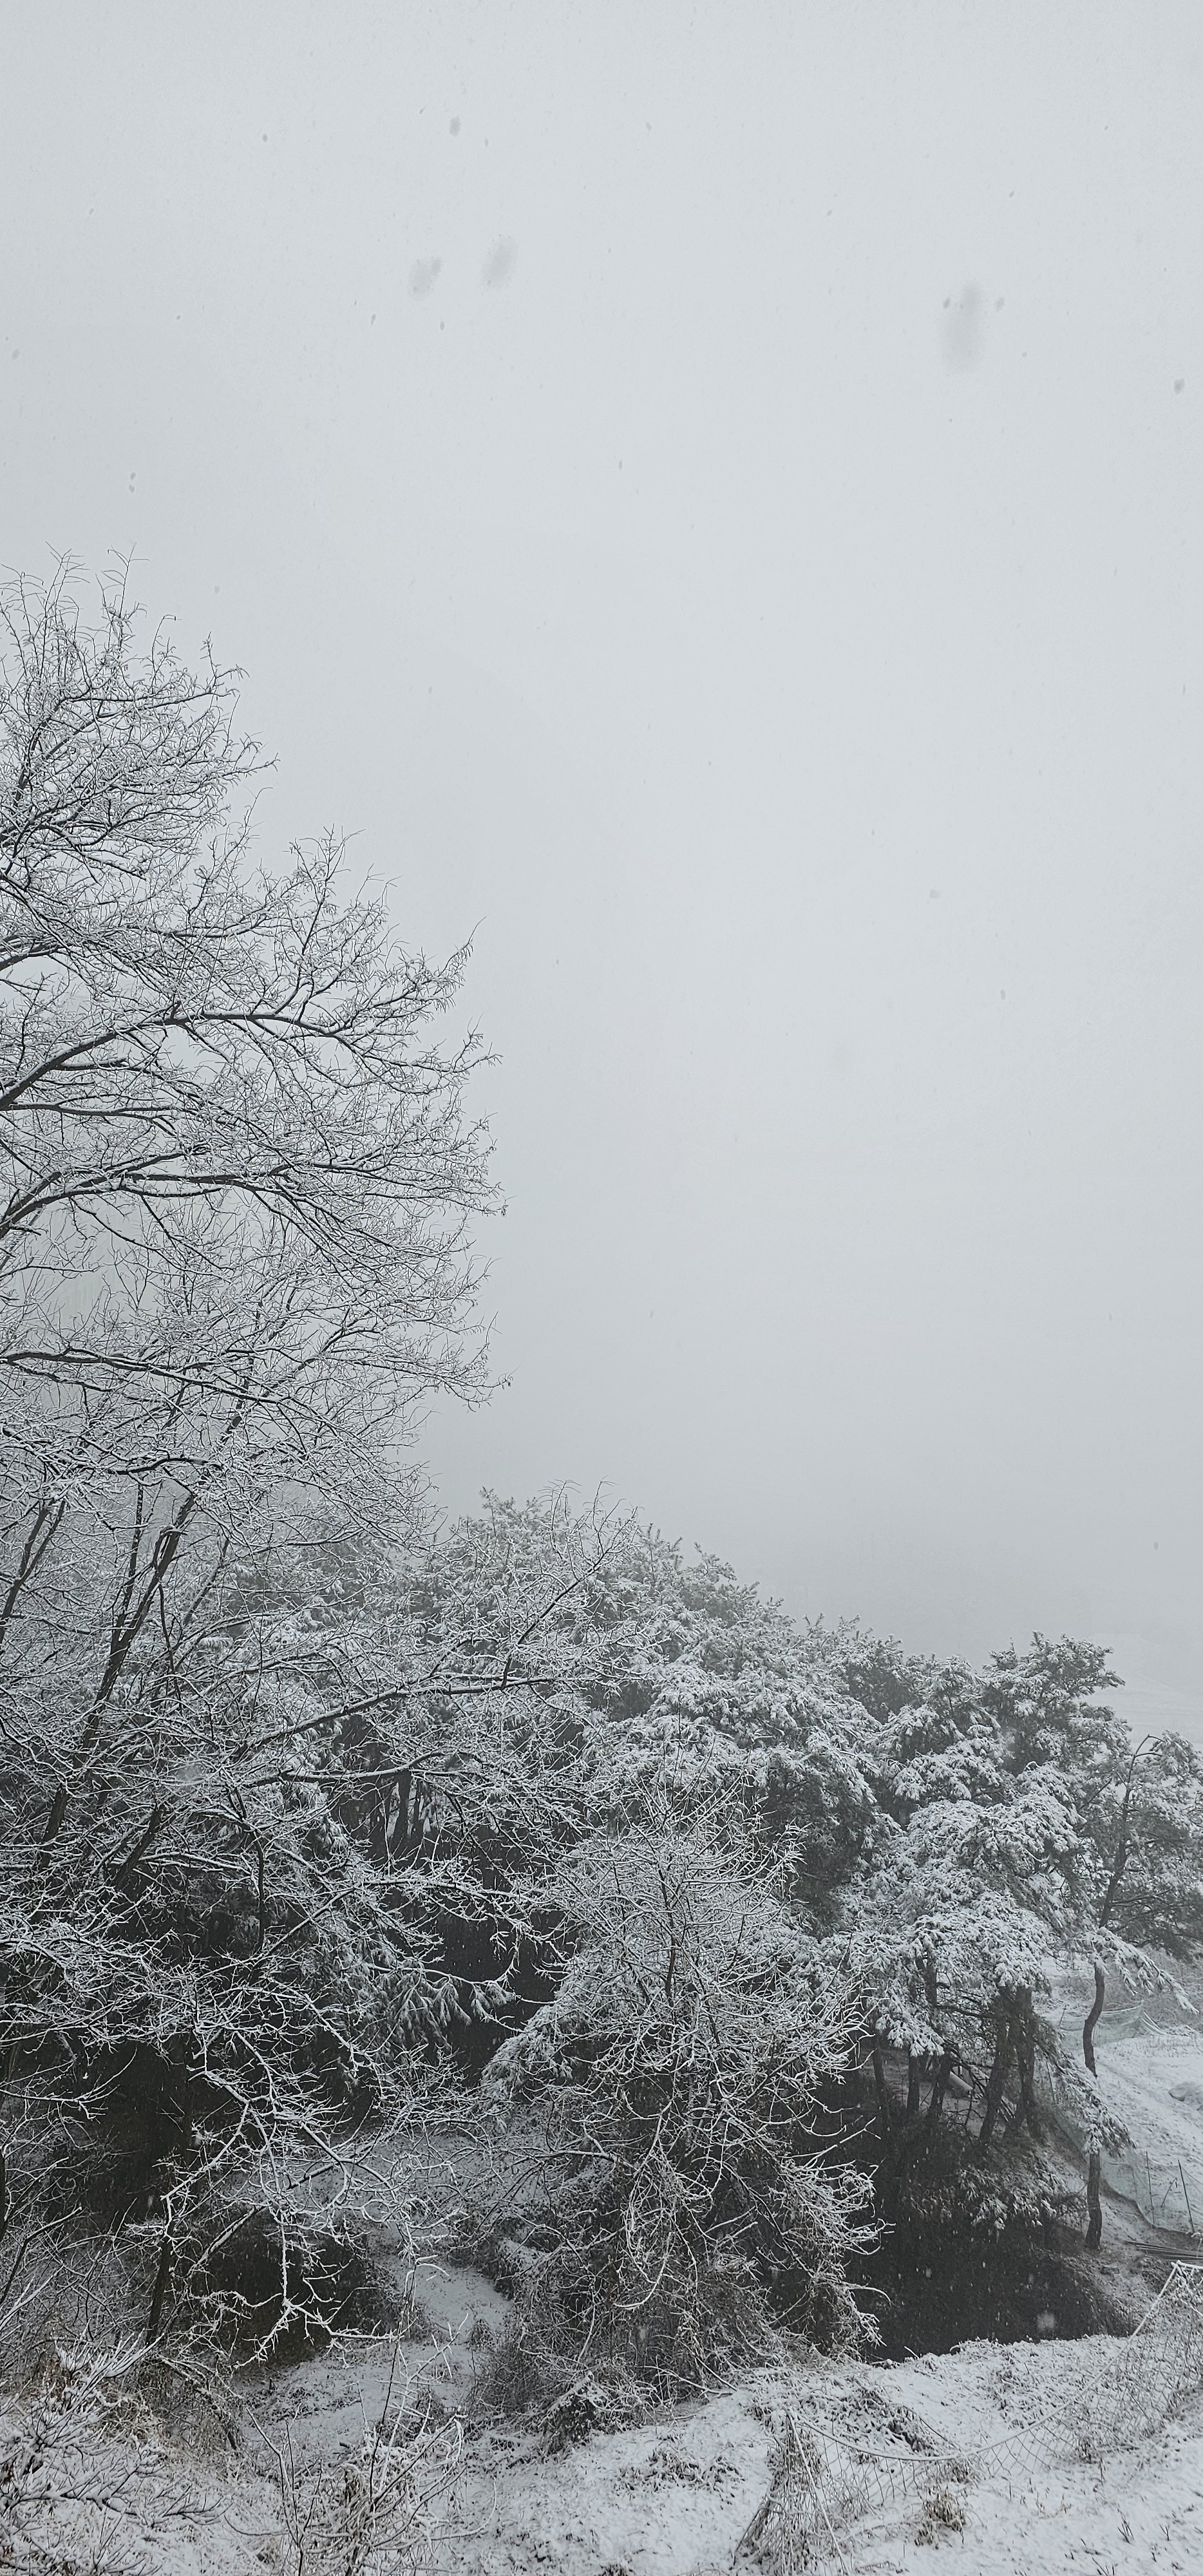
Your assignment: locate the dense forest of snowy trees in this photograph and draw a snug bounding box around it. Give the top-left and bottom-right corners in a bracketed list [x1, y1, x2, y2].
[3, 575, 1202, 2391]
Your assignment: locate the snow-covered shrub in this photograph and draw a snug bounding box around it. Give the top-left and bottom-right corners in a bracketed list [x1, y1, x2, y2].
[917, 2480, 967, 2539]
[477, 1812, 874, 2392]
[469, 2313, 569, 2420]
[266, 2350, 461, 2576]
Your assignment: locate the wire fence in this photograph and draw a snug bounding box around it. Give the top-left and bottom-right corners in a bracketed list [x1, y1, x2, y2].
[1039, 2009, 1203, 2237]
[1103, 2145, 1202, 2235]
[737, 2262, 1203, 2571]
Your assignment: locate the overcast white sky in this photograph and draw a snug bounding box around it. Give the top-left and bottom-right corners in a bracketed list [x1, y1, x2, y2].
[3, 3, 1200, 1730]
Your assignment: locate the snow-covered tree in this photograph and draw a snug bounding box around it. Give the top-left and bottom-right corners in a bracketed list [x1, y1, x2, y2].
[0, 566, 500, 2339]
[984, 1638, 1203, 1962]
[833, 1627, 1203, 2254]
[371, 1495, 887, 1991]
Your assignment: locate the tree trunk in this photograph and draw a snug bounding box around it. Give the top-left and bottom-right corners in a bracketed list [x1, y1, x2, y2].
[872, 2043, 928, 2223]
[1086, 2147, 1103, 2251]
[146, 2222, 173, 2340]
[1084, 1742, 1144, 2255]
[1098, 1745, 1148, 1933]
[905, 2051, 922, 2122]
[1083, 1960, 1105, 2076]
[976, 2003, 1014, 2156]
[1083, 1960, 1107, 2251]
[871, 2045, 896, 2151]
[1013, 1989, 1043, 2139]
[919, 1961, 949, 2124]
[926, 2052, 952, 2125]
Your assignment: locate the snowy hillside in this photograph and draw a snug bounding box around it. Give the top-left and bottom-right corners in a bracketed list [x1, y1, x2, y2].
[6, 2299, 1203, 2575]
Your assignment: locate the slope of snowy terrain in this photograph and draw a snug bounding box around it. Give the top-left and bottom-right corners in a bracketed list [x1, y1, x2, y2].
[6, 2324, 1203, 2575]
[5, 2016, 1203, 2575]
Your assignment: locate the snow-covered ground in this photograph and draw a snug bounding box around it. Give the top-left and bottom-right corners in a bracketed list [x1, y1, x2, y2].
[425, 2333, 1203, 2575]
[1100, 2025, 1203, 2166]
[7, 2321, 1203, 2575]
